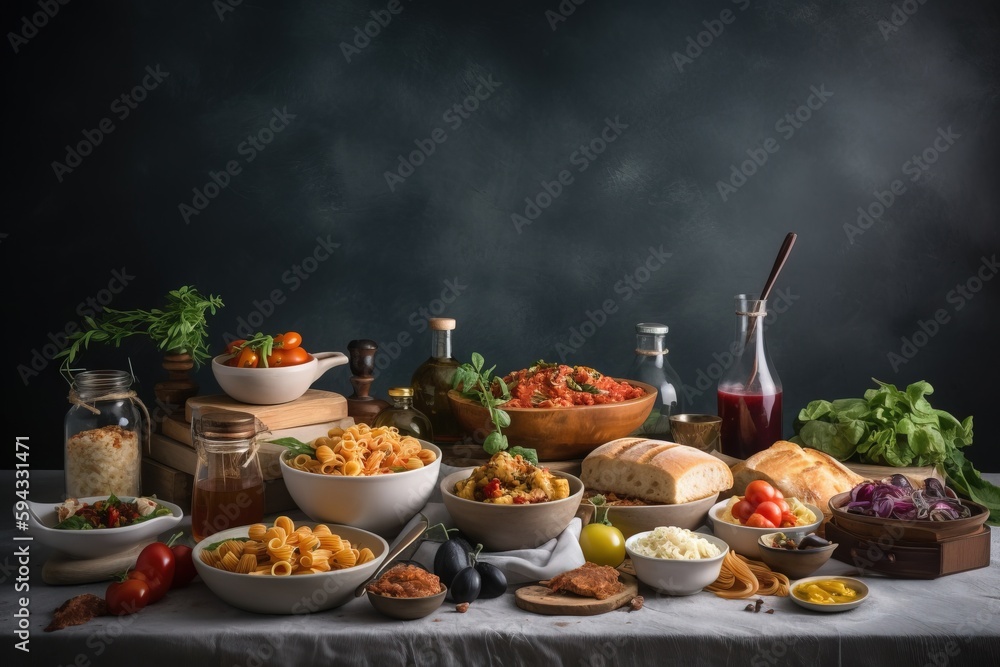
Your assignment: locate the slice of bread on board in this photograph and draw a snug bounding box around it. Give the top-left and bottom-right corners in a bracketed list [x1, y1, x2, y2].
[581, 437, 733, 504]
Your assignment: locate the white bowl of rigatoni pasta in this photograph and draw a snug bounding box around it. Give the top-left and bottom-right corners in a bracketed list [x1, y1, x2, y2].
[192, 516, 388, 614]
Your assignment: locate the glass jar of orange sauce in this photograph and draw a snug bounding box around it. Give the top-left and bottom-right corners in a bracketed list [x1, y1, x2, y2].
[190, 409, 265, 542]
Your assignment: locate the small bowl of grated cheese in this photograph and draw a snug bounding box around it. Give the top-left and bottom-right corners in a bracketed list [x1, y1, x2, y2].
[625, 526, 729, 596]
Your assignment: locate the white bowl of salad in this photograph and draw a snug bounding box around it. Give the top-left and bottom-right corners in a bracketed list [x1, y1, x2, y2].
[23, 495, 183, 558]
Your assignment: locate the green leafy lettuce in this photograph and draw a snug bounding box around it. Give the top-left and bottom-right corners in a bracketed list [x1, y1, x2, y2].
[791, 379, 997, 524]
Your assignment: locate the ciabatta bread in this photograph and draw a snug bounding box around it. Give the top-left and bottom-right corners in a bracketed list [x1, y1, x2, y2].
[581, 438, 733, 504]
[730, 440, 863, 515]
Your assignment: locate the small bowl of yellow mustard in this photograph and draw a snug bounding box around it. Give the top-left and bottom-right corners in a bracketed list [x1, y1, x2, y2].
[789, 576, 869, 613]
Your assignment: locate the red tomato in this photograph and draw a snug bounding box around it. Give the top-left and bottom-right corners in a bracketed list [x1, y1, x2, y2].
[745, 513, 777, 529]
[282, 347, 310, 365]
[732, 499, 756, 524]
[754, 501, 783, 527]
[744, 480, 777, 506]
[265, 348, 286, 367]
[780, 511, 799, 528]
[132, 542, 175, 603]
[225, 339, 246, 355]
[775, 498, 790, 513]
[170, 544, 197, 589]
[276, 331, 302, 349]
[236, 347, 259, 368]
[773, 489, 784, 500]
[106, 575, 150, 616]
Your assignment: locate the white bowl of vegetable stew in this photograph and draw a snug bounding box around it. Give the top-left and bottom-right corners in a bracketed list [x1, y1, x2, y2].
[24, 496, 183, 559]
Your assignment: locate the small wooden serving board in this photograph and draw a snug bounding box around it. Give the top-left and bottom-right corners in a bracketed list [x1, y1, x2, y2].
[42, 541, 154, 585]
[184, 389, 347, 429]
[514, 573, 639, 616]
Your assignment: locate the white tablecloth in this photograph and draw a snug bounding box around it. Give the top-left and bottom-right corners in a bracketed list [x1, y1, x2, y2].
[3, 471, 999, 667]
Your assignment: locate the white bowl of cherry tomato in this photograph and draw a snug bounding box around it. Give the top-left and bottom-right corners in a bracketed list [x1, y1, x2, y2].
[707, 481, 823, 559]
[212, 332, 348, 405]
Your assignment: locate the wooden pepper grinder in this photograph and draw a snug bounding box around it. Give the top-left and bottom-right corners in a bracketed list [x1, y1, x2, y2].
[346, 339, 390, 425]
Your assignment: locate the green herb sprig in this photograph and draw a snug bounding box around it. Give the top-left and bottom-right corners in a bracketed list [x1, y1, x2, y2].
[453, 352, 538, 465]
[225, 332, 276, 367]
[266, 436, 316, 458]
[55, 285, 223, 377]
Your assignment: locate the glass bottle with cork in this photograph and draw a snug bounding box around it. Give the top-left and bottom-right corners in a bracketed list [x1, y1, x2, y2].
[373, 387, 434, 441]
[190, 409, 265, 543]
[627, 323, 684, 440]
[411, 317, 461, 443]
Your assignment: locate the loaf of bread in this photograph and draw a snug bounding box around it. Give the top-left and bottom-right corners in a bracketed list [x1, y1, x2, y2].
[730, 440, 864, 515]
[581, 438, 734, 504]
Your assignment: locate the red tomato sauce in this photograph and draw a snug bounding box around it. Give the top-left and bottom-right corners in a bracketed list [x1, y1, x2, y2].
[499, 363, 645, 408]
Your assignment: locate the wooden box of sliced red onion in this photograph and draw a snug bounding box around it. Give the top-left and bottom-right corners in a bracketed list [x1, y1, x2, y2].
[825, 474, 991, 579]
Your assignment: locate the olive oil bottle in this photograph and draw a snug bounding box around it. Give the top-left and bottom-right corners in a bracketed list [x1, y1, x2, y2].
[372, 387, 434, 441]
[411, 318, 461, 444]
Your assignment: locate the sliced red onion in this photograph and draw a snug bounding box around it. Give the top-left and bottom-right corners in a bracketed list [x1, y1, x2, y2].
[844, 477, 967, 521]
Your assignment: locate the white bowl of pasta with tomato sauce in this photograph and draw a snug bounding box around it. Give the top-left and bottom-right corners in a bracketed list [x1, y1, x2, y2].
[192, 519, 388, 614]
[278, 425, 441, 538]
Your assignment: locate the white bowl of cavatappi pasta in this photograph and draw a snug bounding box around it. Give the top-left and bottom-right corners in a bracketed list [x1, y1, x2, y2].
[192, 517, 388, 614]
[278, 424, 442, 538]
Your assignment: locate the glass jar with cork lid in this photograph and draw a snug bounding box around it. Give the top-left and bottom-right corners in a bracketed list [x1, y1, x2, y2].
[191, 409, 266, 543]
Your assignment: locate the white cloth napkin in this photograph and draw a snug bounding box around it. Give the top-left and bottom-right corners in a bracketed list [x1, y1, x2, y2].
[387, 464, 586, 586]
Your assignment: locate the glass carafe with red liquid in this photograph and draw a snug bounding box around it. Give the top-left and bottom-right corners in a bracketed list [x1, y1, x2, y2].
[717, 294, 783, 459]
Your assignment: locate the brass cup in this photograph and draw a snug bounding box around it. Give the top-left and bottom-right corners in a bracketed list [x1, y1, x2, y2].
[668, 414, 722, 452]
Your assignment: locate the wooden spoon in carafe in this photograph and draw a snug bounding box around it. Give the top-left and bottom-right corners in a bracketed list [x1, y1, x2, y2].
[745, 232, 797, 386]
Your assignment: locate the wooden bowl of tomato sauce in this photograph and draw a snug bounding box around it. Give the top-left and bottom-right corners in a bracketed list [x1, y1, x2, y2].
[447, 379, 657, 461]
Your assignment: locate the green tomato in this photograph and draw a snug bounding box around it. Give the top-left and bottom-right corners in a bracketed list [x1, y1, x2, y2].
[579, 523, 625, 567]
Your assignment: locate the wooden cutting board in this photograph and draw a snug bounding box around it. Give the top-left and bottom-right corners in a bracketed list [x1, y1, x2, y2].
[841, 461, 944, 484]
[514, 572, 639, 615]
[184, 389, 347, 429]
[42, 541, 154, 585]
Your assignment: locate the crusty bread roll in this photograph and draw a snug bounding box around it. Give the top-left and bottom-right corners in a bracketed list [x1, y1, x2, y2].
[729, 440, 863, 516]
[581, 437, 734, 504]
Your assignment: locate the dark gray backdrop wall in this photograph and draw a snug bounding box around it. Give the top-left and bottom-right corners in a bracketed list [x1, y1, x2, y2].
[6, 0, 999, 472]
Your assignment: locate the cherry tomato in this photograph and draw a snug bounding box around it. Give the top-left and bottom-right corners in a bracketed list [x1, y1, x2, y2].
[132, 541, 175, 603]
[275, 331, 302, 349]
[225, 339, 246, 355]
[265, 348, 286, 367]
[282, 347, 310, 365]
[106, 574, 150, 616]
[745, 513, 777, 529]
[732, 499, 756, 524]
[754, 501, 783, 527]
[579, 523, 626, 568]
[170, 543, 197, 589]
[744, 480, 777, 506]
[235, 347, 259, 368]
